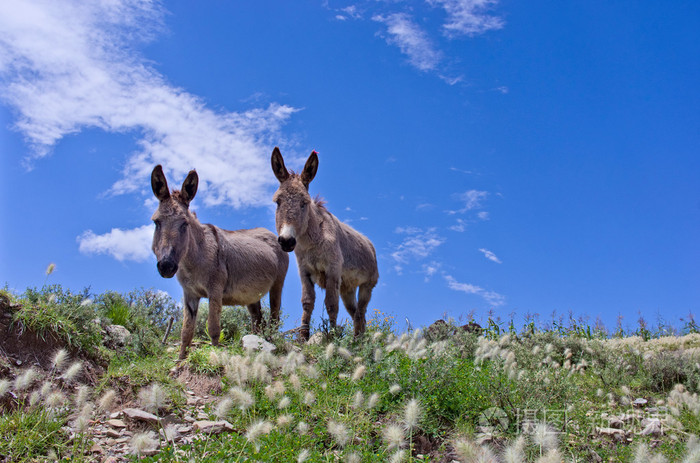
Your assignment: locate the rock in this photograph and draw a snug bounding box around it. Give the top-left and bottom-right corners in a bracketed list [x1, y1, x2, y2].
[597, 427, 625, 437]
[105, 429, 122, 438]
[122, 408, 159, 424]
[633, 398, 648, 407]
[106, 419, 126, 428]
[105, 325, 132, 347]
[90, 443, 103, 454]
[241, 334, 276, 352]
[608, 416, 624, 429]
[196, 411, 209, 420]
[193, 420, 234, 434]
[640, 419, 662, 436]
[307, 331, 324, 345]
[109, 412, 121, 419]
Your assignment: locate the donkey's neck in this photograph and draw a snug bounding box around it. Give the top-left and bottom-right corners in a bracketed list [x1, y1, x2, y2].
[297, 203, 326, 250]
[182, 215, 209, 264]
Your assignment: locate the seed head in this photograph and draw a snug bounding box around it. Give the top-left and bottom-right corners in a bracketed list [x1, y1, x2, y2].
[245, 419, 273, 447]
[532, 422, 558, 451]
[337, 347, 352, 361]
[303, 391, 316, 406]
[138, 383, 168, 413]
[98, 389, 117, 412]
[0, 379, 9, 397]
[503, 435, 526, 463]
[325, 343, 336, 360]
[277, 414, 292, 427]
[403, 398, 422, 431]
[130, 431, 158, 456]
[351, 365, 366, 382]
[61, 361, 83, 383]
[75, 385, 91, 408]
[278, 396, 291, 409]
[45, 390, 67, 408]
[14, 368, 39, 391]
[230, 386, 255, 411]
[297, 421, 309, 434]
[297, 449, 310, 463]
[328, 419, 349, 447]
[52, 349, 69, 371]
[382, 423, 404, 450]
[215, 397, 233, 419]
[389, 384, 401, 395]
[352, 390, 364, 410]
[366, 392, 380, 409]
[389, 449, 406, 463]
[45, 263, 56, 276]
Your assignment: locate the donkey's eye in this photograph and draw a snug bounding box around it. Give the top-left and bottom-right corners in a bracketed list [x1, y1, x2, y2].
[180, 222, 188, 233]
[300, 202, 307, 209]
[154, 220, 161, 229]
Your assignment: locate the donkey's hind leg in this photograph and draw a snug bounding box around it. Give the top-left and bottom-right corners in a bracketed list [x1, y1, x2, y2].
[340, 287, 357, 320]
[180, 294, 200, 360]
[268, 278, 284, 331]
[355, 282, 375, 337]
[247, 301, 265, 334]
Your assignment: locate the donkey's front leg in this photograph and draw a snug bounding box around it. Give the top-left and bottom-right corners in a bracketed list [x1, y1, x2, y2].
[324, 274, 341, 333]
[300, 271, 315, 341]
[180, 293, 200, 360]
[207, 292, 223, 346]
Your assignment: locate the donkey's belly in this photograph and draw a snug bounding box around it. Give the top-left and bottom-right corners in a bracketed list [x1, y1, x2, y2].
[222, 285, 271, 306]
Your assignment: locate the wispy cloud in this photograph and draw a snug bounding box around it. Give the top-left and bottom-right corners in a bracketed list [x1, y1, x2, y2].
[447, 189, 488, 214]
[372, 13, 442, 72]
[78, 225, 153, 262]
[0, 0, 297, 209]
[479, 248, 501, 263]
[391, 227, 445, 274]
[444, 274, 505, 306]
[428, 0, 504, 38]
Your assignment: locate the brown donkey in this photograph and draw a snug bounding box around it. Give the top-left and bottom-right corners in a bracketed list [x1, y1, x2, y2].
[150, 165, 289, 359]
[271, 148, 379, 340]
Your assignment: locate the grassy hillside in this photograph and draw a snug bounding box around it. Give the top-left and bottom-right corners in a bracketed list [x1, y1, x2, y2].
[1, 285, 699, 462]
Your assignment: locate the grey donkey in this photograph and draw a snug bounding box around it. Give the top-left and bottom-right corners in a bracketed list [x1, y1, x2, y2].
[270, 147, 379, 340]
[150, 165, 289, 359]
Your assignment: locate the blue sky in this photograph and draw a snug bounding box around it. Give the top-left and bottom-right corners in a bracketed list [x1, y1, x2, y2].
[1, 0, 698, 333]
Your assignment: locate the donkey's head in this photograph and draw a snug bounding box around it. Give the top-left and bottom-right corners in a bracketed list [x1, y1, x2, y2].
[150, 165, 198, 278]
[271, 147, 318, 252]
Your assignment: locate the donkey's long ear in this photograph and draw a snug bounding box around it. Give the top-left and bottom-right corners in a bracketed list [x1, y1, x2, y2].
[180, 170, 198, 206]
[300, 151, 318, 189]
[271, 147, 289, 183]
[151, 165, 170, 201]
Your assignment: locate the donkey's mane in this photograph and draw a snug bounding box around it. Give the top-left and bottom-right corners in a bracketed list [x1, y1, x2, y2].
[313, 195, 327, 210]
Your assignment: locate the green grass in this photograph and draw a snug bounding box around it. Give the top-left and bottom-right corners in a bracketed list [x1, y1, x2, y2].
[2, 286, 700, 461]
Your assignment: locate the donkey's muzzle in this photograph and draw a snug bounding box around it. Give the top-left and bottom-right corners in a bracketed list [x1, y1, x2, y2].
[278, 235, 296, 252]
[157, 259, 178, 278]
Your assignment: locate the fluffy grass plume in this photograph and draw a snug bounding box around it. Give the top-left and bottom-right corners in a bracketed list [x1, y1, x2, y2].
[328, 419, 350, 447]
[130, 431, 158, 456]
[52, 349, 68, 371]
[138, 383, 168, 413]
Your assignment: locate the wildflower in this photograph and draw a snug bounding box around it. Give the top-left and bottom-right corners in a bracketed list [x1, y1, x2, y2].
[403, 398, 421, 431]
[452, 437, 478, 462]
[328, 419, 349, 447]
[383, 423, 404, 450]
[366, 392, 380, 409]
[138, 383, 168, 413]
[277, 414, 292, 427]
[98, 389, 117, 412]
[337, 347, 352, 361]
[389, 450, 406, 463]
[245, 420, 273, 450]
[0, 379, 9, 397]
[75, 385, 91, 408]
[73, 403, 93, 432]
[130, 431, 158, 456]
[325, 343, 336, 360]
[351, 365, 366, 382]
[352, 391, 364, 410]
[502, 435, 526, 463]
[278, 396, 291, 409]
[52, 349, 68, 371]
[14, 368, 39, 391]
[265, 380, 285, 399]
[389, 384, 401, 395]
[303, 391, 316, 406]
[289, 373, 301, 391]
[297, 449, 310, 463]
[61, 361, 83, 383]
[230, 386, 255, 411]
[297, 421, 309, 434]
[45, 391, 67, 408]
[215, 397, 233, 419]
[532, 422, 558, 452]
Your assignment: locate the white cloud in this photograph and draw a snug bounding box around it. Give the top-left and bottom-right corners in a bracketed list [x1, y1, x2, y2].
[479, 248, 501, 263]
[0, 0, 297, 209]
[447, 189, 488, 214]
[78, 224, 153, 262]
[444, 274, 505, 306]
[428, 0, 504, 38]
[477, 211, 489, 220]
[391, 227, 445, 274]
[449, 218, 467, 232]
[372, 13, 442, 72]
